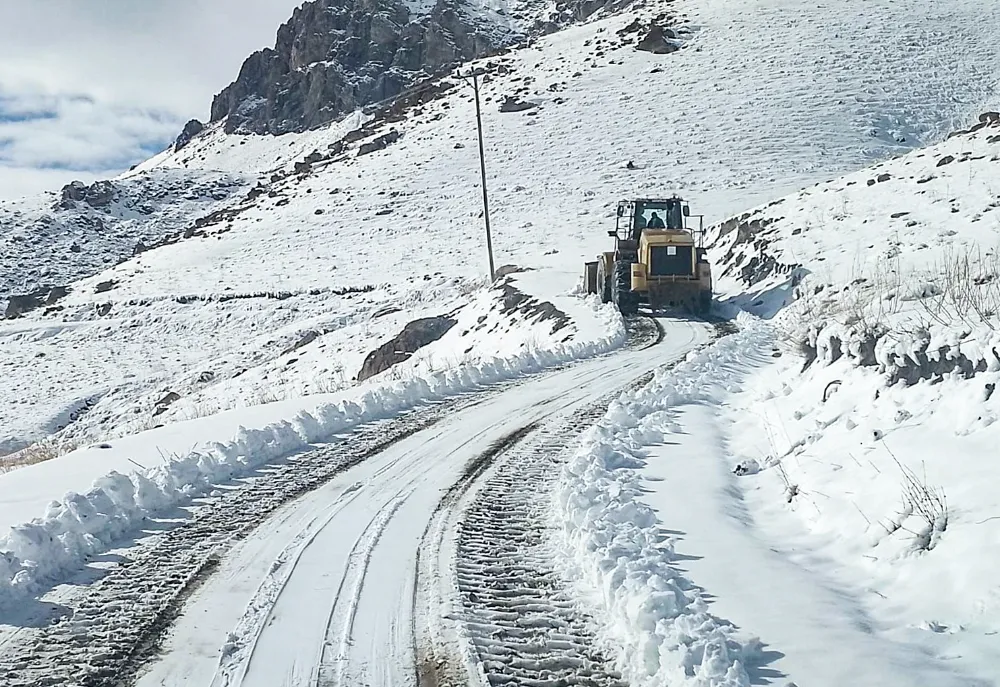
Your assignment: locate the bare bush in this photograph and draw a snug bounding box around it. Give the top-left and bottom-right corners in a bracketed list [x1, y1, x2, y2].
[881, 439, 948, 551]
[915, 245, 1000, 330]
[0, 438, 80, 473]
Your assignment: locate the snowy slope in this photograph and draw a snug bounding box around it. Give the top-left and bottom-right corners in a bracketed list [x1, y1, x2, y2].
[0, 169, 248, 299]
[652, 103, 1000, 684]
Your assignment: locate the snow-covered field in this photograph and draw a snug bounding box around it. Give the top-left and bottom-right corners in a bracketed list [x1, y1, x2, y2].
[1, 0, 1000, 683]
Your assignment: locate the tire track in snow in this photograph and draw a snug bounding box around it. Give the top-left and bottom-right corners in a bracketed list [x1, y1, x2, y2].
[209, 481, 368, 687]
[314, 491, 413, 687]
[0, 315, 665, 686]
[416, 374, 662, 687]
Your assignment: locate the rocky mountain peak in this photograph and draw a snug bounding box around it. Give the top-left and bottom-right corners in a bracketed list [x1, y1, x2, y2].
[208, 0, 520, 136]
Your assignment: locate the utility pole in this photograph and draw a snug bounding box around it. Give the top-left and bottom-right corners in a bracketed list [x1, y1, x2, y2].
[461, 67, 496, 282]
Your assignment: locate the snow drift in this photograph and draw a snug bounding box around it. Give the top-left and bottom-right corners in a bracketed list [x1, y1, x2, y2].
[554, 313, 772, 687]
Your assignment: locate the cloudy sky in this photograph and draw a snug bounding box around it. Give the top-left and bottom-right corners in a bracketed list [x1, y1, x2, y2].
[0, 0, 304, 200]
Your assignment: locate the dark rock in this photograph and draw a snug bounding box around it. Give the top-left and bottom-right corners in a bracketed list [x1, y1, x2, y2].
[133, 241, 148, 256]
[153, 391, 181, 416]
[636, 25, 680, 54]
[84, 181, 116, 208]
[937, 155, 955, 167]
[70, 242, 82, 253]
[876, 173, 891, 182]
[358, 316, 457, 381]
[95, 280, 117, 294]
[499, 96, 537, 113]
[281, 330, 320, 357]
[60, 181, 88, 204]
[494, 264, 527, 279]
[5, 294, 42, 319]
[358, 130, 401, 156]
[56, 179, 117, 210]
[45, 286, 69, 305]
[174, 119, 205, 151]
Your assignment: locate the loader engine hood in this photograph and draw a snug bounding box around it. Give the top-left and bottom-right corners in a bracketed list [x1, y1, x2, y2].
[639, 230, 697, 278]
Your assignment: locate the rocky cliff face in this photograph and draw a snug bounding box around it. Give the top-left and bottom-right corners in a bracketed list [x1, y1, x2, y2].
[207, 0, 634, 136]
[209, 0, 518, 135]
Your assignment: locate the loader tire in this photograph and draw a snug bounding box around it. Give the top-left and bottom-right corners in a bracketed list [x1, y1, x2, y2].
[612, 260, 638, 316]
[597, 259, 612, 304]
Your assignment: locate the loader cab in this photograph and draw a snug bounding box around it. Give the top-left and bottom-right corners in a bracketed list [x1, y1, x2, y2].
[616, 198, 690, 241]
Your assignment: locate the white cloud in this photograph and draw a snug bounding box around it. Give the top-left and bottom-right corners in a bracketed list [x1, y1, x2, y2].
[0, 0, 305, 199]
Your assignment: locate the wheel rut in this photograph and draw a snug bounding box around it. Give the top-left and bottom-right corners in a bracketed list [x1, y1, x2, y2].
[421, 372, 658, 687]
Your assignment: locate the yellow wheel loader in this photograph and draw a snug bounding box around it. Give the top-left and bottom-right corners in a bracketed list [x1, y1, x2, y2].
[583, 197, 712, 316]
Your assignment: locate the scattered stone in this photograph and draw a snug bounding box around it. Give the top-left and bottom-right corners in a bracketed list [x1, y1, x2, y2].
[358, 130, 401, 156]
[281, 330, 320, 357]
[499, 96, 537, 113]
[153, 392, 181, 416]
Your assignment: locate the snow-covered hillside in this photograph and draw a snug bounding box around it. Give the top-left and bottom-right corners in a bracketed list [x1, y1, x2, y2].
[0, 170, 248, 300]
[688, 113, 1000, 683]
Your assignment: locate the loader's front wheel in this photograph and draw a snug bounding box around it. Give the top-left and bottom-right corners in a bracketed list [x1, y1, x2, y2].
[597, 259, 612, 304]
[612, 260, 638, 316]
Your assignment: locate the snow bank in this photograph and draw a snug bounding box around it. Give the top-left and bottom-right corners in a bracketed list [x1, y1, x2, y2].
[0, 295, 625, 608]
[554, 313, 772, 687]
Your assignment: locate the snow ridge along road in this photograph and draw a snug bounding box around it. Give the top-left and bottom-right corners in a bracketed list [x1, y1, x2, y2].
[0, 315, 707, 686]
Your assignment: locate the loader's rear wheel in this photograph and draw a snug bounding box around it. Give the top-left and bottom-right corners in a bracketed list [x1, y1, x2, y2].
[597, 259, 612, 304]
[612, 260, 638, 316]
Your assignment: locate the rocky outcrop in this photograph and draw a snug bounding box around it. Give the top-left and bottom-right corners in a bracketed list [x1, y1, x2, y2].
[636, 24, 679, 54]
[174, 119, 205, 151]
[59, 180, 117, 210]
[209, 0, 517, 135]
[4, 286, 70, 320]
[1, 169, 246, 299]
[357, 315, 457, 381]
[205, 0, 642, 136]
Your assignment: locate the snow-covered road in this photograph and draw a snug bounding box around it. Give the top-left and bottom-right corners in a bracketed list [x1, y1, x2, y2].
[120, 317, 709, 687]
